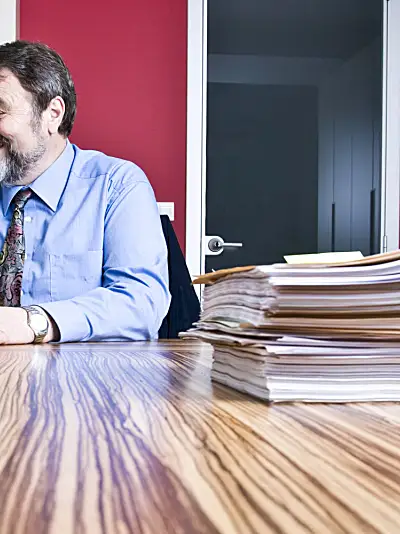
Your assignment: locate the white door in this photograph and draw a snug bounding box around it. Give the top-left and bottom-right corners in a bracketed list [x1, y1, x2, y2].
[186, 0, 400, 278]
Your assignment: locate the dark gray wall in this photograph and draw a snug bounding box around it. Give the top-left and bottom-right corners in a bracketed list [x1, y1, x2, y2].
[208, 55, 341, 86]
[205, 0, 382, 268]
[206, 83, 318, 270]
[318, 39, 382, 254]
[209, 0, 382, 59]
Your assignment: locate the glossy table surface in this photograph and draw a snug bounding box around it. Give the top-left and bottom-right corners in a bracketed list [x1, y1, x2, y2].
[0, 340, 399, 533]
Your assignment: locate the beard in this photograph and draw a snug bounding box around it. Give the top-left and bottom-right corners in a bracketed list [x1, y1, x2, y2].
[0, 126, 46, 187]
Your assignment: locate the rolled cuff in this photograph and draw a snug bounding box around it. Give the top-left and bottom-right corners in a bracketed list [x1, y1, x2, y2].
[40, 299, 90, 343]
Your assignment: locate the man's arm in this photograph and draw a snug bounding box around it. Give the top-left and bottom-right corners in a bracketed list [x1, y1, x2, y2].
[38, 173, 170, 343]
[0, 307, 58, 344]
[0, 167, 170, 344]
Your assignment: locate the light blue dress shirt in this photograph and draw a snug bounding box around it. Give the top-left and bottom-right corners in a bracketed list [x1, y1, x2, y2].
[0, 141, 170, 342]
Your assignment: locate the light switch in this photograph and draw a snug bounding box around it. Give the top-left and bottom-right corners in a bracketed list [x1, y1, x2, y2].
[157, 202, 175, 221]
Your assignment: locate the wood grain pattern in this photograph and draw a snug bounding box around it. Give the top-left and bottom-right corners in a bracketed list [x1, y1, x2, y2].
[0, 340, 399, 533]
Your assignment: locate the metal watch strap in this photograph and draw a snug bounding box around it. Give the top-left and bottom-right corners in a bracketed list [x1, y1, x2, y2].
[22, 305, 49, 344]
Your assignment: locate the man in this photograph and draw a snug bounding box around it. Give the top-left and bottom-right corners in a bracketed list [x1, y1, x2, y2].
[0, 40, 170, 344]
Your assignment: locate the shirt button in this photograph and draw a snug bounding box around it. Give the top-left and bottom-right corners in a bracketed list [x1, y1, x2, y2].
[25, 216, 32, 223]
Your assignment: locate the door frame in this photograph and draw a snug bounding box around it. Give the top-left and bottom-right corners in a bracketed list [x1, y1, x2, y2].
[186, 0, 208, 279]
[0, 0, 18, 44]
[383, 0, 400, 252]
[186, 0, 400, 278]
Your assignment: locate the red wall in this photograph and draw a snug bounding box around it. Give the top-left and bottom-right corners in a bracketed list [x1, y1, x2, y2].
[20, 0, 188, 247]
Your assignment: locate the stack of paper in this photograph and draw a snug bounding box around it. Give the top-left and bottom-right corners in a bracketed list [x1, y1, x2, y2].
[182, 250, 400, 402]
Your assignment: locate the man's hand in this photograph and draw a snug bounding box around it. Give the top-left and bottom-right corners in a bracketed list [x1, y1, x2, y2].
[0, 308, 59, 345]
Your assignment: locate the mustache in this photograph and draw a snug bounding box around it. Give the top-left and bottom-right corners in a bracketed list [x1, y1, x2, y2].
[0, 136, 11, 150]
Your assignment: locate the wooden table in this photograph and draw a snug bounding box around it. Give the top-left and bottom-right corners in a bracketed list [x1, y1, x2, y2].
[0, 340, 399, 533]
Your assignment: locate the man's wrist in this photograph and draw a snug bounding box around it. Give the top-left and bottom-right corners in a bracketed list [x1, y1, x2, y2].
[37, 307, 60, 343]
[17, 308, 35, 344]
[22, 306, 60, 344]
[43, 310, 60, 342]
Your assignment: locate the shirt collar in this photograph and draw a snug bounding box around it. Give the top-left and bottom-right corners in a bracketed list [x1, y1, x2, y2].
[1, 140, 75, 216]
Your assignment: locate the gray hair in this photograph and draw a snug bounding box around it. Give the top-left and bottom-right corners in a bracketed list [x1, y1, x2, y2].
[0, 40, 77, 137]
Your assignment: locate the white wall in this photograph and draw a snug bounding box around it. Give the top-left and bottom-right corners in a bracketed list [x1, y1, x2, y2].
[0, 0, 17, 44]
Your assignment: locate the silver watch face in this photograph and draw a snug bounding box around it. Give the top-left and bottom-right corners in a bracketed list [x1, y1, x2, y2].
[30, 313, 48, 333]
[24, 306, 49, 341]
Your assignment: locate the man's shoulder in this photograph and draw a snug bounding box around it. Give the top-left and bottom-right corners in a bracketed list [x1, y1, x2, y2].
[70, 144, 149, 188]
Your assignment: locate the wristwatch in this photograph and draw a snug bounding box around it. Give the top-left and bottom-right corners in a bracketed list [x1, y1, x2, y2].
[22, 305, 49, 344]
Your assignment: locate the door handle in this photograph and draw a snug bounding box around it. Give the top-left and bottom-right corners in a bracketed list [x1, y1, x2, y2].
[206, 236, 243, 256]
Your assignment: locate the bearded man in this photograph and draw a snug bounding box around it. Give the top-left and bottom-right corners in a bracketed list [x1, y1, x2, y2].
[0, 40, 170, 344]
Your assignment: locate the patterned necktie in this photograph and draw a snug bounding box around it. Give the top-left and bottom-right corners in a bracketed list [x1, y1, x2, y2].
[0, 189, 32, 307]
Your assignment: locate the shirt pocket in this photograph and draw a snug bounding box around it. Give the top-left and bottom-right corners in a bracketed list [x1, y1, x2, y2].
[50, 250, 103, 301]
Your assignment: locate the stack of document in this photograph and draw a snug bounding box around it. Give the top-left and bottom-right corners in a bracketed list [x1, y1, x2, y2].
[182, 250, 400, 402]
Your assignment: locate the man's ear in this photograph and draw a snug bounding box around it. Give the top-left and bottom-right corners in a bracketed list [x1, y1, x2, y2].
[45, 96, 65, 135]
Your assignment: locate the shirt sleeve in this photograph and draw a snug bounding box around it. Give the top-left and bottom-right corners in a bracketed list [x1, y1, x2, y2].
[40, 165, 171, 342]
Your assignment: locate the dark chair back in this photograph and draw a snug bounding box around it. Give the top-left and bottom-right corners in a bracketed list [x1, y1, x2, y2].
[159, 215, 200, 339]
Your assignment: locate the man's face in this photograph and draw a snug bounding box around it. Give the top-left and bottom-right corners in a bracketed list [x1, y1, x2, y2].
[0, 69, 47, 186]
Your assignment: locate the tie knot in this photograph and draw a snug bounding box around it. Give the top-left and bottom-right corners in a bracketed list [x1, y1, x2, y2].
[13, 189, 32, 209]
